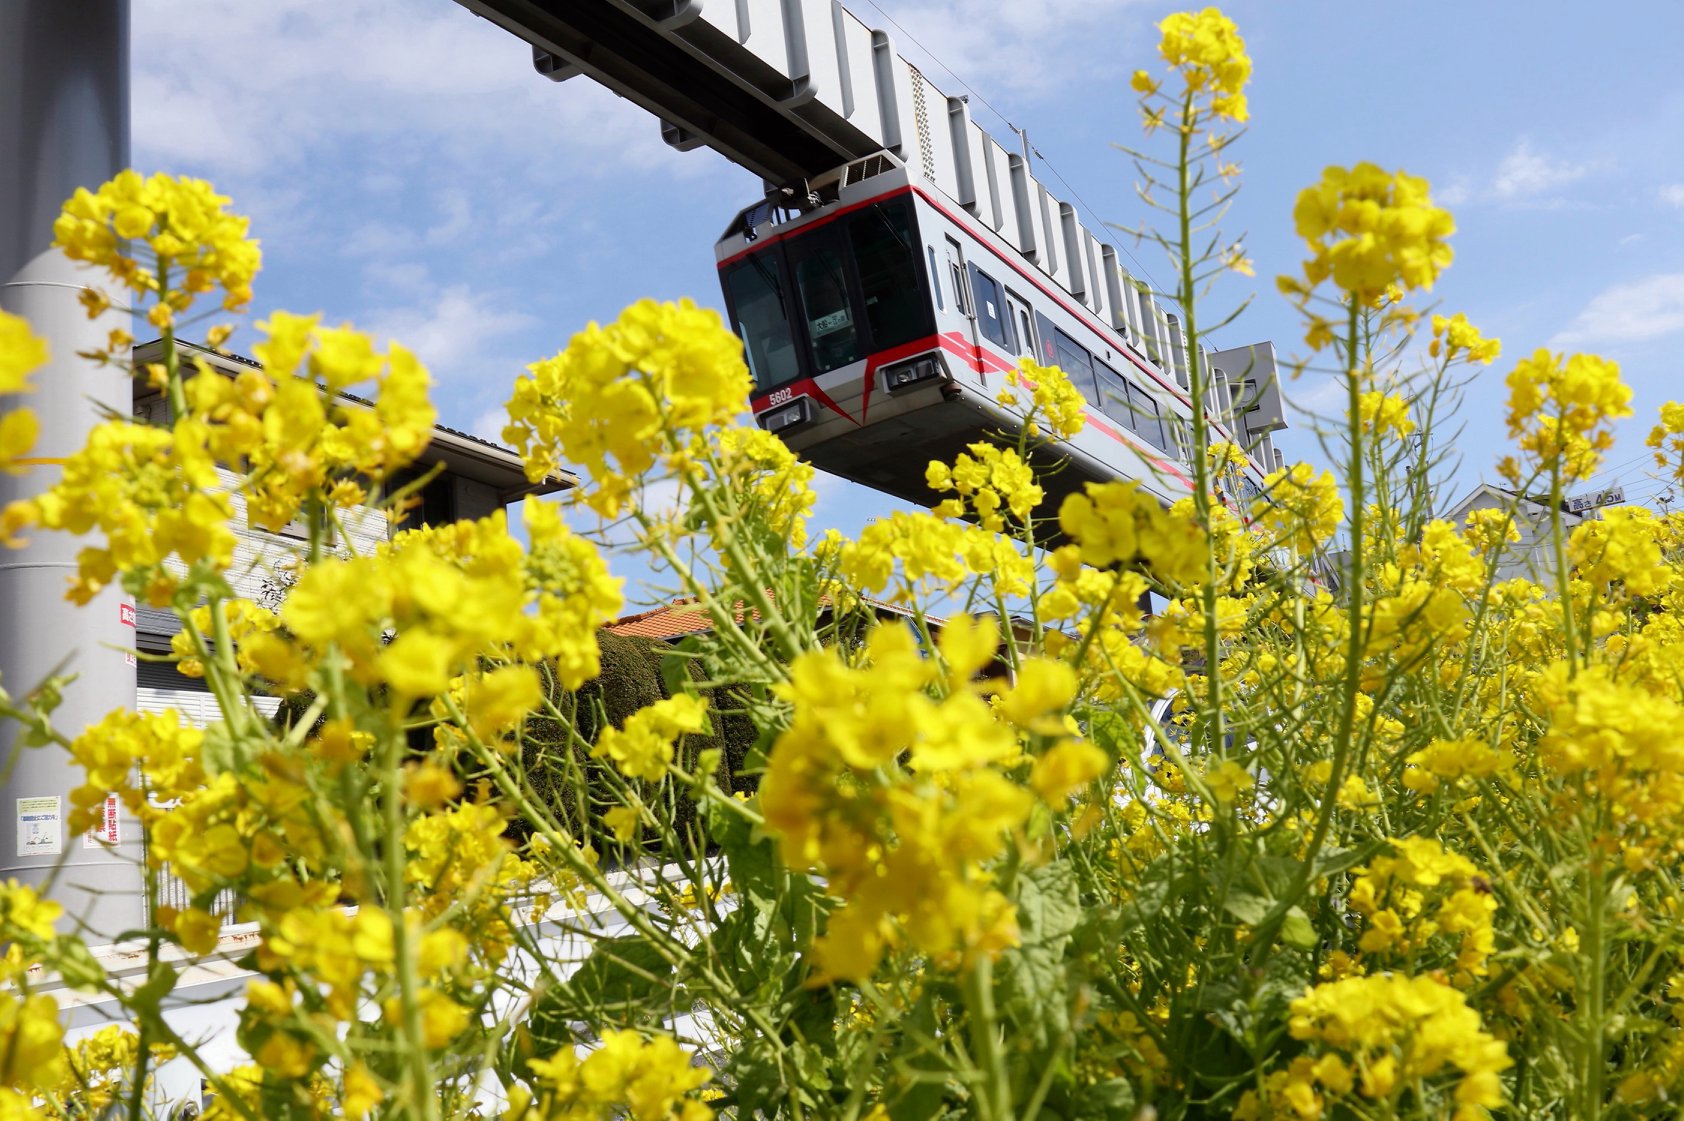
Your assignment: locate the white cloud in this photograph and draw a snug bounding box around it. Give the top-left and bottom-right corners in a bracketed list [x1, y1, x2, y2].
[361, 260, 431, 296]
[1282, 373, 1348, 422]
[850, 0, 1147, 104]
[469, 405, 510, 444]
[1550, 272, 1684, 349]
[426, 191, 475, 248]
[1436, 180, 1472, 207]
[361, 284, 536, 379]
[1440, 139, 1601, 209]
[133, 1, 723, 191]
[1492, 140, 1593, 201]
[1661, 184, 1684, 208]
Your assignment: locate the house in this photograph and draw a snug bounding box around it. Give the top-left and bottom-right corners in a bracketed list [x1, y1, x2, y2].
[1442, 483, 1588, 585]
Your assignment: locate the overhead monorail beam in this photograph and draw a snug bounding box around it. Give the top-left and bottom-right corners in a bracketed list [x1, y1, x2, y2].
[455, 0, 876, 187]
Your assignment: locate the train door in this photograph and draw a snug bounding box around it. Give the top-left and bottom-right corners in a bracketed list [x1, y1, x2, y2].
[942, 237, 981, 354]
[1005, 290, 1035, 360]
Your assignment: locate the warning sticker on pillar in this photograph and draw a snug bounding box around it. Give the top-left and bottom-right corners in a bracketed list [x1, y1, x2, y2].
[16, 797, 62, 857]
[83, 794, 119, 848]
[121, 604, 137, 666]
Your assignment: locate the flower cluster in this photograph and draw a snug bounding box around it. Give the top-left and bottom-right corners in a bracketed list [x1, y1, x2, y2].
[1502, 348, 1631, 482]
[1430, 312, 1501, 365]
[1241, 974, 1509, 1121]
[760, 620, 1080, 981]
[1059, 480, 1208, 585]
[53, 170, 260, 314]
[1251, 463, 1341, 555]
[0, 312, 44, 480]
[1133, 7, 1252, 123]
[1647, 400, 1684, 482]
[508, 1030, 711, 1121]
[995, 359, 1088, 440]
[1356, 390, 1416, 437]
[838, 509, 1037, 600]
[1347, 837, 1497, 981]
[926, 441, 1044, 532]
[1286, 163, 1455, 303]
[267, 503, 620, 701]
[592, 694, 711, 782]
[506, 299, 750, 516]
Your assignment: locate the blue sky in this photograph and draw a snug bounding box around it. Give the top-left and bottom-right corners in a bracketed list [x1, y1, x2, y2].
[132, 0, 1684, 603]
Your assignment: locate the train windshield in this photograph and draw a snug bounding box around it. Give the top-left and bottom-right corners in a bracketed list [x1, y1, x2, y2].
[720, 196, 932, 392]
[722, 252, 803, 391]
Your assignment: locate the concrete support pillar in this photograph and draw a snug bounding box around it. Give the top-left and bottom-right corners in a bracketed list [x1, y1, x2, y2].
[0, 1, 143, 942]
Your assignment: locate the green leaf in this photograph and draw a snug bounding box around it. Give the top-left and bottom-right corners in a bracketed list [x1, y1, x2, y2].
[131, 958, 180, 1010]
[1313, 839, 1387, 879]
[525, 935, 675, 1050]
[1221, 890, 1273, 927]
[702, 795, 781, 906]
[999, 862, 1082, 1049]
[1070, 1077, 1137, 1120]
[659, 641, 700, 700]
[1279, 906, 1318, 950]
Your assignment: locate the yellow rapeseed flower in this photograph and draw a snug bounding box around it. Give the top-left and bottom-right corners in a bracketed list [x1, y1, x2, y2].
[1286, 163, 1455, 305]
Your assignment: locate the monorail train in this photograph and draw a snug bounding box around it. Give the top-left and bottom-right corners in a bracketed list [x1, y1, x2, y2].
[715, 152, 1288, 520]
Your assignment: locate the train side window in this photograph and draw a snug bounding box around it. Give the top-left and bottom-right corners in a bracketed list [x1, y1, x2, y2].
[945, 238, 972, 316]
[968, 265, 1011, 350]
[1050, 327, 1100, 406]
[1128, 382, 1169, 451]
[1093, 360, 1136, 433]
[848, 201, 932, 352]
[721, 249, 803, 390]
[791, 238, 864, 374]
[928, 247, 943, 310]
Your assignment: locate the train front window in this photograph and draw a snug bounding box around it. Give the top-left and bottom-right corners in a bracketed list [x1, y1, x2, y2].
[722, 251, 802, 391]
[793, 246, 863, 374]
[849, 200, 931, 351]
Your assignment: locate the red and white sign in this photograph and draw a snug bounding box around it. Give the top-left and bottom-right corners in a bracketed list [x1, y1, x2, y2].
[83, 795, 119, 849]
[119, 603, 135, 628]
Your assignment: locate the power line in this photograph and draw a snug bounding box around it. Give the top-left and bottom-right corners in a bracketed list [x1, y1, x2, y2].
[1583, 450, 1657, 484]
[1031, 151, 1173, 308]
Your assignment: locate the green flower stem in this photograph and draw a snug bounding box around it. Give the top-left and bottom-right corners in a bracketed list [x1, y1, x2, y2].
[381, 721, 439, 1121]
[963, 952, 1013, 1121]
[1173, 91, 1229, 766]
[1548, 459, 1579, 675]
[1251, 298, 1364, 963]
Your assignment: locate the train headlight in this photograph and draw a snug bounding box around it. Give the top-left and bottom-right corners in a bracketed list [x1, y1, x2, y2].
[759, 396, 811, 434]
[884, 355, 944, 393]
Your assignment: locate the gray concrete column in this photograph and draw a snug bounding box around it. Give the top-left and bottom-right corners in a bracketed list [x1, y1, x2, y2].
[0, 1, 143, 942]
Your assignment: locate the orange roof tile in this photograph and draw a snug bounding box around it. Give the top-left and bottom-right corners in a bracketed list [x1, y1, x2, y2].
[605, 591, 930, 641]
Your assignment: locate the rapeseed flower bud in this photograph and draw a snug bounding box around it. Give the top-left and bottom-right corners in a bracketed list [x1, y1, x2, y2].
[53, 171, 261, 312]
[1252, 463, 1341, 556]
[1430, 312, 1501, 365]
[1287, 163, 1454, 305]
[1154, 8, 1252, 122]
[1503, 348, 1630, 481]
[507, 299, 749, 517]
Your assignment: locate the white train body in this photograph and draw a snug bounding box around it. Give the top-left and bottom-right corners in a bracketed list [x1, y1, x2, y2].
[717, 155, 1287, 516]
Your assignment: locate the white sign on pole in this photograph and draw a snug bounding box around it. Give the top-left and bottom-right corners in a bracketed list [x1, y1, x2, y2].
[16, 796, 62, 857]
[83, 794, 119, 848]
[1564, 486, 1625, 514]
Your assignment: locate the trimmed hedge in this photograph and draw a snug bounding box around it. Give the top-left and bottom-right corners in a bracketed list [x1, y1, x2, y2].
[516, 630, 755, 854]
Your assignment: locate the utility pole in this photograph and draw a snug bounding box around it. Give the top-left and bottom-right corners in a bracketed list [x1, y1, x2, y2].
[0, 1, 143, 941]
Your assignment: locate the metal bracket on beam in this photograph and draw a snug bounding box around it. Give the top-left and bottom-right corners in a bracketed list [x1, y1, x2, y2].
[532, 47, 579, 82]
